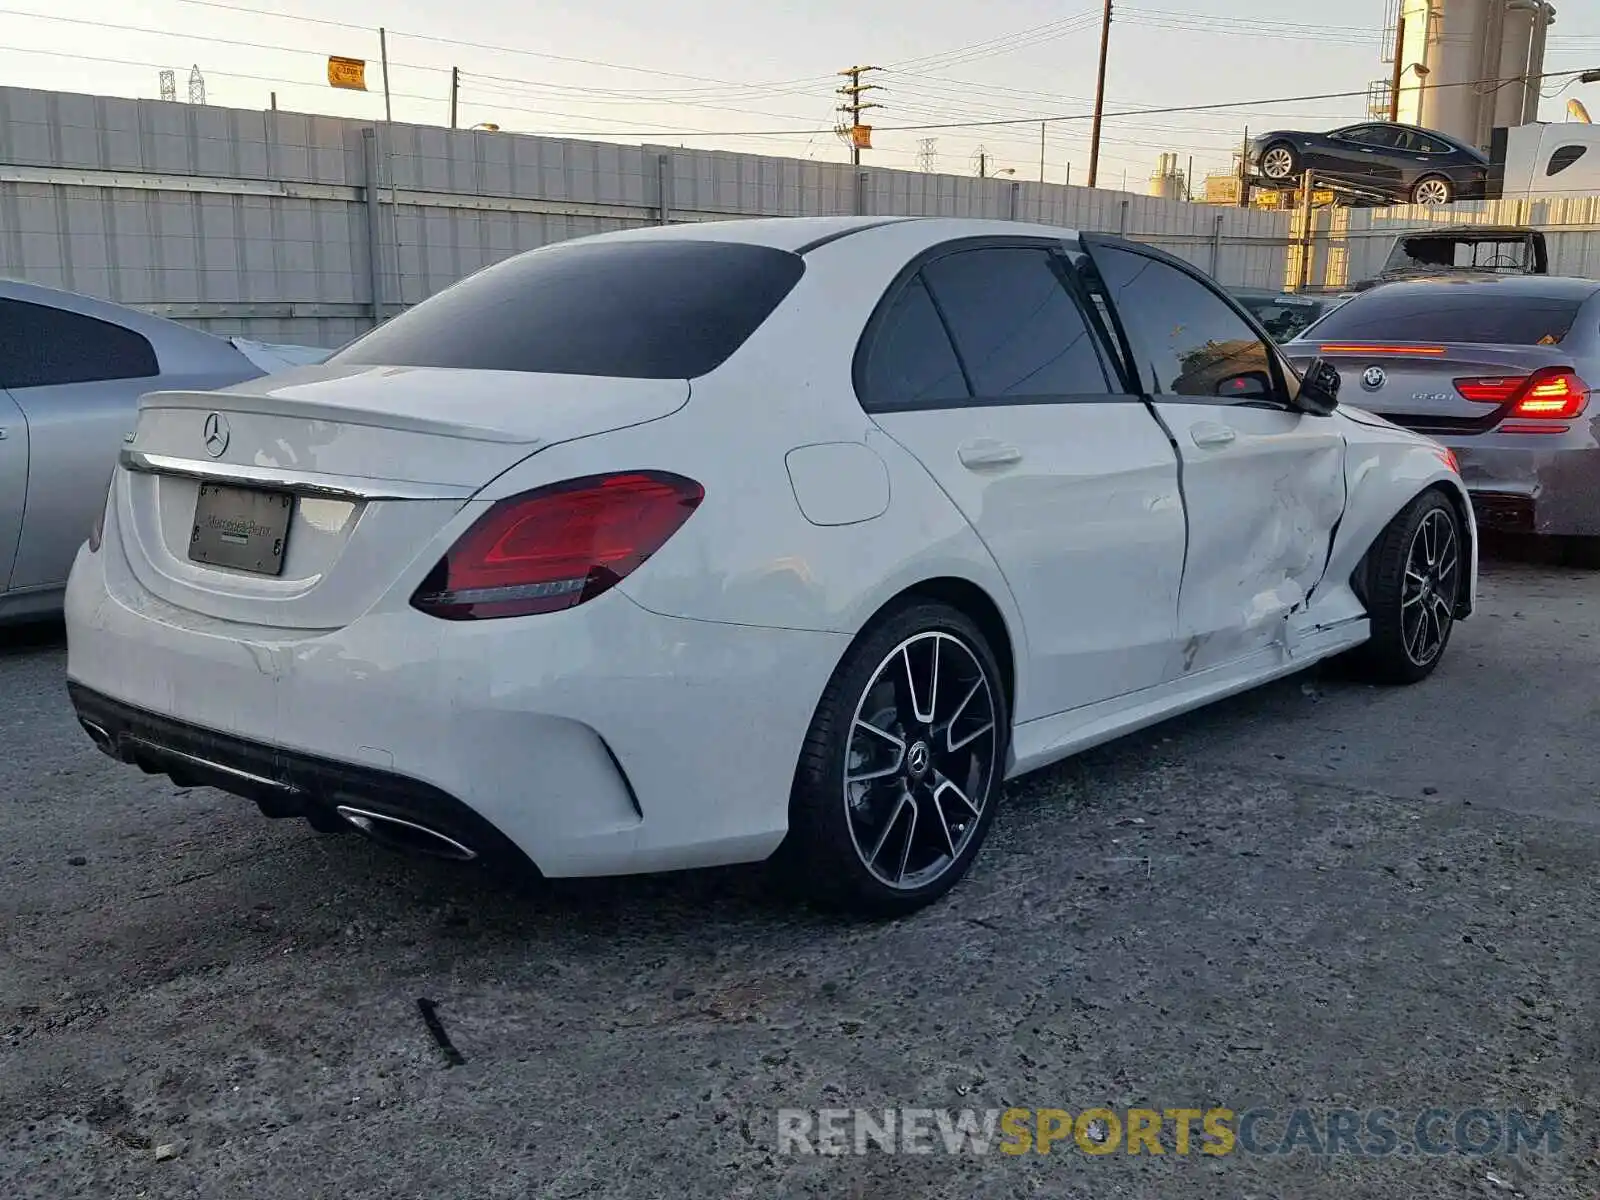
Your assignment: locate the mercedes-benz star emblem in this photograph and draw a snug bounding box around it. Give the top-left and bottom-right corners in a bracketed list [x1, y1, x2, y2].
[1361, 366, 1387, 392]
[202, 412, 230, 458]
[906, 742, 931, 778]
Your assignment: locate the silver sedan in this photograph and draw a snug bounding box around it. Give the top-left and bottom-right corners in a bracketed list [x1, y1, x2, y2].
[1286, 274, 1600, 549]
[0, 279, 327, 623]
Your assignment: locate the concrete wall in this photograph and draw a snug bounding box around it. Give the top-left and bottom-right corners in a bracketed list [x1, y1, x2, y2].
[0, 86, 1294, 347]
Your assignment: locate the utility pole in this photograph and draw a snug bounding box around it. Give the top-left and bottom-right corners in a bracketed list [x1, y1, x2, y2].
[1087, 0, 1113, 187]
[1238, 126, 1251, 208]
[916, 137, 938, 172]
[1039, 122, 1047, 182]
[836, 65, 883, 166]
[1387, 8, 1406, 123]
[379, 27, 393, 123]
[450, 67, 460, 129]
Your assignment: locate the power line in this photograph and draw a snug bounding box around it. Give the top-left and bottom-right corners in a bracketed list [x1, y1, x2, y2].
[157, 0, 836, 95]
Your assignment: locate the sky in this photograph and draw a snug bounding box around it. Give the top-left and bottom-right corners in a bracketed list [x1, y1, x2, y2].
[2, 0, 1599, 190]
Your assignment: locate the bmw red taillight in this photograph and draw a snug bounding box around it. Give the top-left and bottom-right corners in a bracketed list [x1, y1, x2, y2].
[411, 471, 704, 620]
[1510, 367, 1588, 419]
[1455, 367, 1590, 421]
[1453, 376, 1525, 404]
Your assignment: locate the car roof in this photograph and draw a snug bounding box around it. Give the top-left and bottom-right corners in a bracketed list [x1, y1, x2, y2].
[1393, 225, 1537, 240]
[0, 275, 247, 365]
[562, 215, 1088, 253]
[1359, 274, 1600, 301]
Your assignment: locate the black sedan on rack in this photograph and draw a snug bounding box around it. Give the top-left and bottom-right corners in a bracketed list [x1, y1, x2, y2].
[1251, 121, 1490, 206]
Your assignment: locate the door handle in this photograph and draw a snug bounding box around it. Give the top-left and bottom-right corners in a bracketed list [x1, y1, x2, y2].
[1190, 422, 1236, 449]
[0, 427, 7, 440]
[958, 439, 1023, 469]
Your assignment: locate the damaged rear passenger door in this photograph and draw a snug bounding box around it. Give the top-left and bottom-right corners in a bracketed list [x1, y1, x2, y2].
[1082, 237, 1348, 677]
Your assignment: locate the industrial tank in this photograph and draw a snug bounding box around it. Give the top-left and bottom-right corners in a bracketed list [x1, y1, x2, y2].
[1393, 0, 1554, 147]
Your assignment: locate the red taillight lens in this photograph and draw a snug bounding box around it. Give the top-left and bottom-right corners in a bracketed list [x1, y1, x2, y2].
[411, 471, 703, 620]
[1454, 367, 1590, 422]
[1454, 377, 1525, 403]
[1511, 368, 1588, 419]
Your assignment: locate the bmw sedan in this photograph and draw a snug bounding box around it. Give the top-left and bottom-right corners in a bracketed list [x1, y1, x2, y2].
[65, 217, 1477, 913]
[1285, 274, 1600, 547]
[1252, 122, 1490, 205]
[0, 278, 329, 624]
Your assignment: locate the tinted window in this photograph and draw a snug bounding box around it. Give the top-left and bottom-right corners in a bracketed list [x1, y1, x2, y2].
[858, 275, 968, 410]
[1233, 294, 1329, 343]
[0, 298, 159, 389]
[331, 239, 805, 379]
[1548, 146, 1587, 176]
[1092, 246, 1278, 401]
[1342, 126, 1393, 147]
[921, 247, 1111, 397]
[1306, 287, 1585, 345]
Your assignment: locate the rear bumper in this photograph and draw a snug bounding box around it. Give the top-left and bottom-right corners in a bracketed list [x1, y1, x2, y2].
[70, 683, 534, 870]
[65, 535, 849, 878]
[1438, 433, 1600, 537]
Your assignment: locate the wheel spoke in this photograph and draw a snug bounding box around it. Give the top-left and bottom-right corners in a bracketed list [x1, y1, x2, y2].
[894, 797, 918, 885]
[903, 644, 936, 725]
[935, 774, 982, 819]
[866, 792, 909, 866]
[948, 719, 995, 754]
[929, 783, 959, 858]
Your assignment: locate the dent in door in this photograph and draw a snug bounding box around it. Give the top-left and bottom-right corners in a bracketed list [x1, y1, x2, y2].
[1183, 437, 1347, 672]
[785, 442, 890, 527]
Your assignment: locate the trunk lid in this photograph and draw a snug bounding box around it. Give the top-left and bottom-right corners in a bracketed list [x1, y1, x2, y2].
[1284, 341, 1576, 435]
[115, 364, 689, 629]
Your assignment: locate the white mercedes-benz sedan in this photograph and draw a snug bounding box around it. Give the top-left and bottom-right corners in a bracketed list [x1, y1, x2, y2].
[64, 216, 1477, 913]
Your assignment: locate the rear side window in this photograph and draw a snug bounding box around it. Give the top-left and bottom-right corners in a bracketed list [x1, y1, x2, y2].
[330, 239, 805, 379]
[921, 247, 1112, 398]
[858, 276, 968, 410]
[1308, 288, 1586, 345]
[0, 298, 159, 389]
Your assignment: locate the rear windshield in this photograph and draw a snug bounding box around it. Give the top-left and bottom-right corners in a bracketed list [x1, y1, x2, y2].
[1306, 288, 1586, 346]
[1232, 294, 1329, 342]
[331, 239, 805, 379]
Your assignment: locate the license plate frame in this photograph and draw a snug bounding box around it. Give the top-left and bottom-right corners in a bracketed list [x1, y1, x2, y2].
[188, 483, 294, 576]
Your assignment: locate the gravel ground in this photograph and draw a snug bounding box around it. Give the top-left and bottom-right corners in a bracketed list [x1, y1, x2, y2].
[2, 550, 1597, 1199]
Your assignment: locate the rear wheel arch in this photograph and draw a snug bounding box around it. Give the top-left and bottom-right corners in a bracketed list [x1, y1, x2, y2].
[893, 577, 1016, 715]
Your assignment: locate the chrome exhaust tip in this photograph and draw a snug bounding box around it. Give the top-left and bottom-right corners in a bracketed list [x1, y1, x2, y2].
[334, 805, 479, 862]
[78, 717, 114, 753]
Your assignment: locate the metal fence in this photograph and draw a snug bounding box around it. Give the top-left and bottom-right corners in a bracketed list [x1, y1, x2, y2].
[0, 86, 1296, 347]
[7, 86, 1600, 346]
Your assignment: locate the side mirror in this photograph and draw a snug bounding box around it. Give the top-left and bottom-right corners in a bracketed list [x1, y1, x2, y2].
[1295, 357, 1341, 416]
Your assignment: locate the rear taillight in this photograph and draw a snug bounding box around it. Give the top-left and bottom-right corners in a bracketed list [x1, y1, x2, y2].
[411, 471, 703, 621]
[1453, 377, 1524, 403]
[1512, 368, 1588, 419]
[87, 474, 113, 553]
[1454, 367, 1590, 422]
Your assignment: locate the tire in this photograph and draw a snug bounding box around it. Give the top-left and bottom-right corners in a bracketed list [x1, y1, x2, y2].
[780, 601, 1010, 916]
[1411, 175, 1453, 205]
[1350, 490, 1464, 685]
[1260, 141, 1300, 182]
